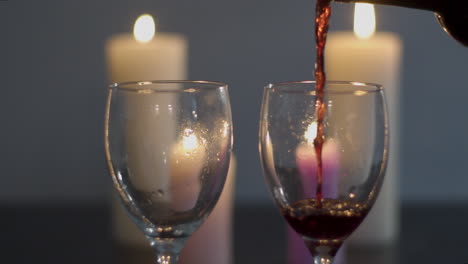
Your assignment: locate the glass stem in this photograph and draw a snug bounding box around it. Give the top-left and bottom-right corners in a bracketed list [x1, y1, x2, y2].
[305, 239, 340, 264]
[313, 255, 334, 264]
[148, 237, 188, 264]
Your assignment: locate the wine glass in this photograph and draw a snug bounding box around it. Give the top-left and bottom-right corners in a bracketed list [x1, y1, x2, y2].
[104, 80, 233, 264]
[259, 81, 388, 264]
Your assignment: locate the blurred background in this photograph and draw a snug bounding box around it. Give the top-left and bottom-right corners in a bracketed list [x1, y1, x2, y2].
[2, 0, 468, 207]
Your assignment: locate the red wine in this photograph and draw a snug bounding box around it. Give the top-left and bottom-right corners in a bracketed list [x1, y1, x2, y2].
[282, 198, 369, 240]
[313, 0, 332, 207]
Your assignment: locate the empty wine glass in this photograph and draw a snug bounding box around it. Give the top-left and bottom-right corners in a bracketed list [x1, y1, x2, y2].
[259, 81, 388, 264]
[104, 81, 233, 264]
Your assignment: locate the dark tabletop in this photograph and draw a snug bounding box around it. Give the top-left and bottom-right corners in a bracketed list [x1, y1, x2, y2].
[2, 203, 468, 264]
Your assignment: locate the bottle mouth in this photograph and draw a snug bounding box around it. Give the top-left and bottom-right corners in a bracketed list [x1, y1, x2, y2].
[436, 12, 468, 47]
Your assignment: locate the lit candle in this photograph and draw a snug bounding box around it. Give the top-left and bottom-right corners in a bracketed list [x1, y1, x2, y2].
[106, 14, 187, 83]
[105, 15, 235, 264]
[179, 156, 236, 264]
[295, 122, 340, 199]
[106, 14, 187, 248]
[325, 4, 402, 245]
[179, 119, 235, 264]
[288, 122, 345, 264]
[106, 14, 185, 198]
[169, 129, 206, 212]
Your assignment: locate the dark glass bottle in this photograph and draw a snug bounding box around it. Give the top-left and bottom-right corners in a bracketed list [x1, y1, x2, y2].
[335, 0, 468, 47]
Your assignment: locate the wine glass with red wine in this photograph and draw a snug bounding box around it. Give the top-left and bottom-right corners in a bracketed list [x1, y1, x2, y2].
[259, 81, 388, 264]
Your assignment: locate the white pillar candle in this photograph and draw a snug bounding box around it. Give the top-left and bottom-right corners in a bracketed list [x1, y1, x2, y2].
[106, 14, 187, 248]
[106, 15, 187, 83]
[325, 4, 402, 245]
[179, 156, 236, 264]
[295, 122, 341, 199]
[105, 14, 235, 264]
[288, 123, 346, 264]
[169, 129, 206, 212]
[106, 14, 187, 199]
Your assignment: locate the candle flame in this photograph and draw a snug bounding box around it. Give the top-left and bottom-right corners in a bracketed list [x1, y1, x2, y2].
[182, 129, 199, 151]
[133, 14, 155, 43]
[304, 122, 318, 144]
[353, 3, 376, 39]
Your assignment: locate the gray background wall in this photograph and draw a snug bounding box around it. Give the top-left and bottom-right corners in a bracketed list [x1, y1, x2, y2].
[1, 0, 467, 205]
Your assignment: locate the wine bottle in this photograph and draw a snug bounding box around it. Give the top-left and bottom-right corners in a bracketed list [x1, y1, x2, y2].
[334, 0, 468, 47]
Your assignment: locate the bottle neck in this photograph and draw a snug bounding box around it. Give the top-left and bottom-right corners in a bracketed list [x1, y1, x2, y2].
[334, 0, 443, 12]
[436, 12, 468, 47]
